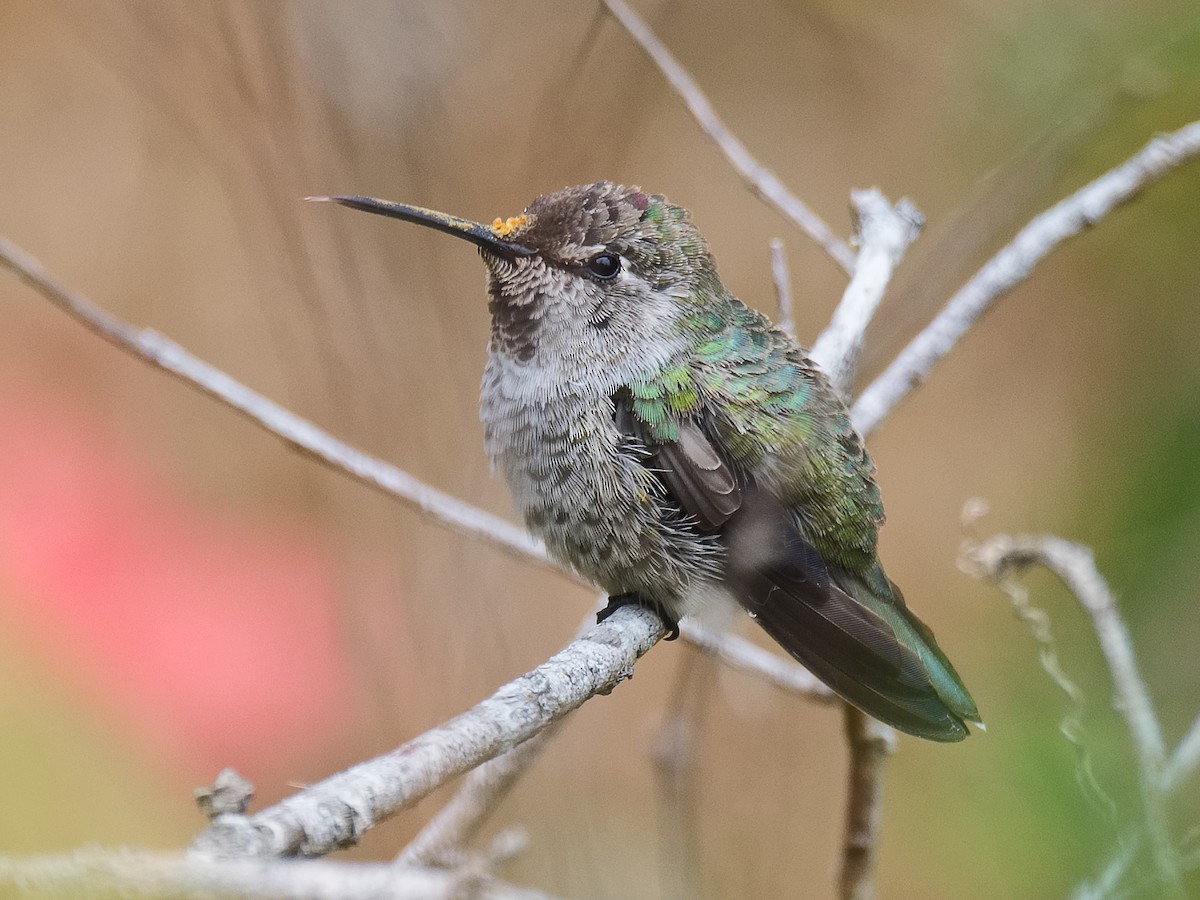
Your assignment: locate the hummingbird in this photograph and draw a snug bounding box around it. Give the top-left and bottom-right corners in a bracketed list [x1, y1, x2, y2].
[318, 181, 981, 742]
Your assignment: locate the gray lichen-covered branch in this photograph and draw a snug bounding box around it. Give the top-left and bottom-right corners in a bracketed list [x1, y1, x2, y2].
[190, 604, 666, 860]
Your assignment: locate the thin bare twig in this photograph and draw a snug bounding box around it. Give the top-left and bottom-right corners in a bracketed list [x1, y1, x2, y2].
[191, 604, 666, 859]
[1165, 712, 1200, 792]
[0, 235, 552, 573]
[806, 189, 921, 900]
[770, 238, 795, 338]
[680, 622, 836, 701]
[852, 118, 1200, 437]
[1072, 837, 1142, 900]
[648, 646, 713, 898]
[810, 189, 923, 393]
[839, 707, 897, 900]
[395, 607, 608, 868]
[0, 849, 556, 900]
[958, 501, 1118, 826]
[963, 533, 1183, 898]
[600, 0, 856, 274]
[396, 730, 553, 869]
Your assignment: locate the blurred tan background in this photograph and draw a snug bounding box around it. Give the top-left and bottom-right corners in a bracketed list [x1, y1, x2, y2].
[2, 2, 1199, 898]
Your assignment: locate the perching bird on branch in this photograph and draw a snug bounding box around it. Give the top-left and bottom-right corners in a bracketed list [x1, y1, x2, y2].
[317, 181, 981, 742]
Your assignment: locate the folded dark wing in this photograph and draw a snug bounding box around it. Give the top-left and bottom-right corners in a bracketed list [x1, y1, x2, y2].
[723, 488, 968, 741]
[615, 396, 968, 741]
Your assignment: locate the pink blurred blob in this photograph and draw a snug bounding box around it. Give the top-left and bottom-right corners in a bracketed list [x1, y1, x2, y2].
[0, 391, 365, 774]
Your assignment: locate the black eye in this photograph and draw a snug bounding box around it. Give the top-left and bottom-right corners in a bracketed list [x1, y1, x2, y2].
[586, 253, 621, 279]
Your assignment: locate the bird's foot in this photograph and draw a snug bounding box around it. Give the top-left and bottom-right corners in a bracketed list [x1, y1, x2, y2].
[596, 593, 680, 641]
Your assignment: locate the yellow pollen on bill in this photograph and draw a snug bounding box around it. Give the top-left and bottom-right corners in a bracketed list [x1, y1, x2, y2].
[491, 214, 527, 238]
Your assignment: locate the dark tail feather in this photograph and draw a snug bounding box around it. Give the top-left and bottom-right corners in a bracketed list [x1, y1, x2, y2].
[725, 494, 979, 742]
[743, 576, 972, 741]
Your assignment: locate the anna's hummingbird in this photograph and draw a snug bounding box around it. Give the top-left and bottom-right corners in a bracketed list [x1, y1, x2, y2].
[320, 181, 980, 742]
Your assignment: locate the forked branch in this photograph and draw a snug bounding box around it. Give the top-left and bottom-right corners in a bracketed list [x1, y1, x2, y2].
[852, 119, 1200, 437]
[191, 604, 665, 860]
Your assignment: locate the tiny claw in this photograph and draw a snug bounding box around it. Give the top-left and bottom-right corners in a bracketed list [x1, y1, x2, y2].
[597, 593, 680, 640]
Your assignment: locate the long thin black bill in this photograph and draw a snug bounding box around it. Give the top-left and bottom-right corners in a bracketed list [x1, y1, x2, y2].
[308, 195, 536, 258]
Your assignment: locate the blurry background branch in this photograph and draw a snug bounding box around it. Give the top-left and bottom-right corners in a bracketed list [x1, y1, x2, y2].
[962, 532, 1198, 898]
[600, 0, 857, 274]
[851, 119, 1200, 437]
[0, 235, 552, 573]
[394, 611, 600, 871]
[396, 729, 555, 869]
[0, 849, 557, 900]
[769, 237, 795, 337]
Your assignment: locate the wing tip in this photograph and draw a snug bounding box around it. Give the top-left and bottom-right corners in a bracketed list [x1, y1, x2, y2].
[899, 711, 988, 743]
